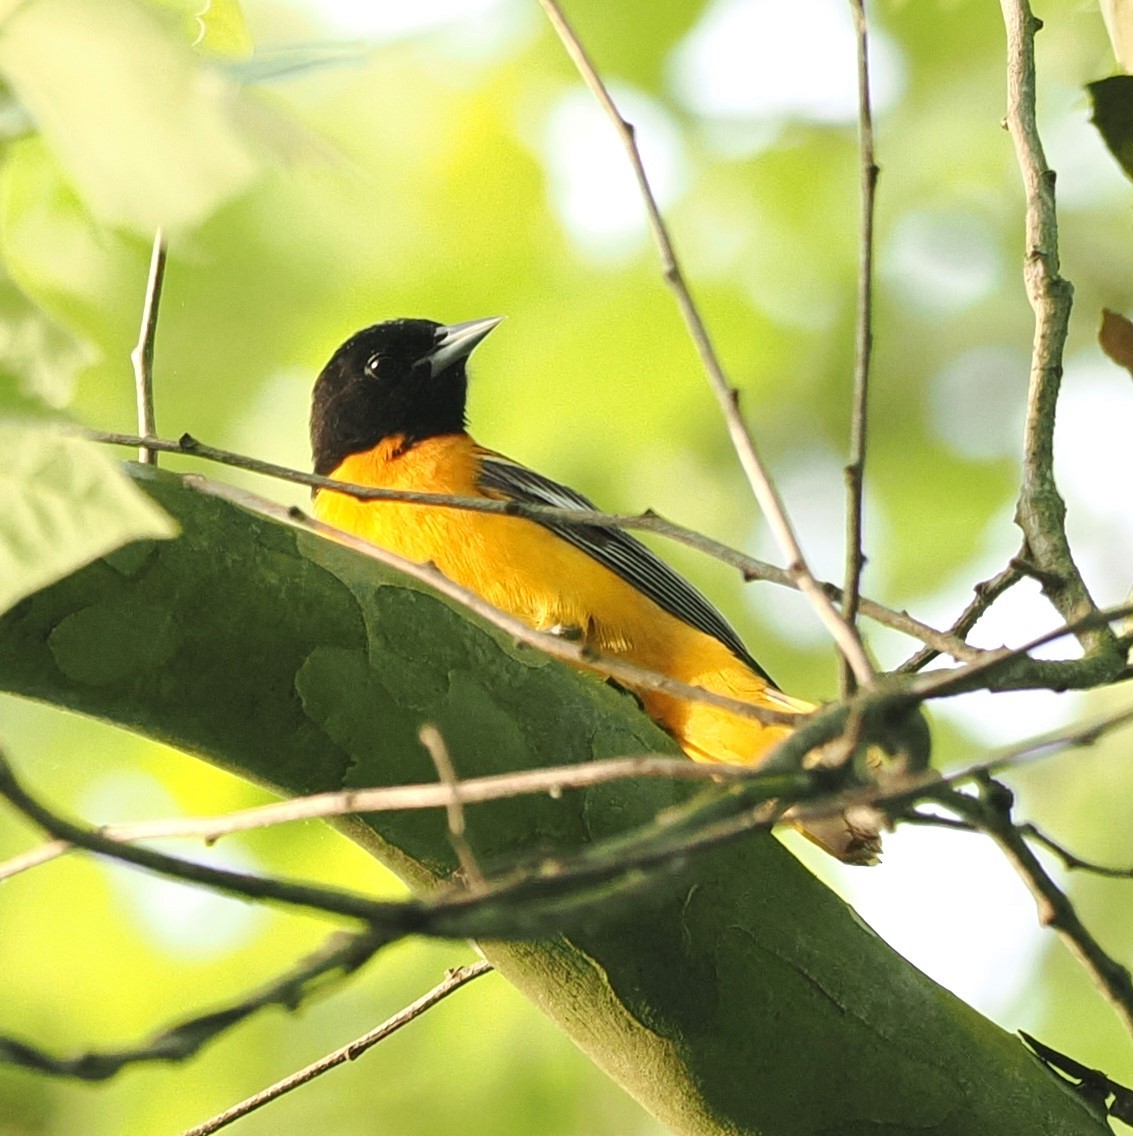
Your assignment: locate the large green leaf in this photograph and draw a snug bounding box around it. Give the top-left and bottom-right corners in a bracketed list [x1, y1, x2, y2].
[0, 0, 263, 233]
[0, 466, 1103, 1136]
[0, 425, 176, 616]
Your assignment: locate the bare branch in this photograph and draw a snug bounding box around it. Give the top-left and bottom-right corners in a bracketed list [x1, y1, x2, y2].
[180, 961, 493, 1136]
[0, 742, 805, 947]
[898, 557, 1024, 673]
[842, 0, 879, 697]
[1020, 822, 1133, 880]
[0, 750, 423, 926]
[0, 756, 802, 884]
[945, 778, 1133, 1038]
[130, 229, 166, 466]
[419, 725, 486, 891]
[193, 476, 804, 728]
[1000, 0, 1117, 668]
[0, 929, 384, 1081]
[536, 0, 876, 687]
[913, 600, 1133, 699]
[85, 428, 978, 660]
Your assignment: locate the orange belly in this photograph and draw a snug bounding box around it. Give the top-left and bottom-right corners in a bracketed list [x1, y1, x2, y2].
[314, 437, 811, 766]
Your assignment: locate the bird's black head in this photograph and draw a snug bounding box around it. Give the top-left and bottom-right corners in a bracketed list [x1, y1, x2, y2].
[310, 316, 502, 476]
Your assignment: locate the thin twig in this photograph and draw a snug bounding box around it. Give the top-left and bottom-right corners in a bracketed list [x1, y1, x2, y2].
[0, 738, 814, 952]
[536, 0, 875, 687]
[898, 557, 1024, 673]
[0, 930, 384, 1081]
[913, 599, 1133, 700]
[1000, 0, 1116, 667]
[418, 726, 486, 891]
[945, 779, 1133, 1038]
[85, 428, 976, 661]
[841, 0, 878, 700]
[0, 756, 805, 884]
[0, 751, 422, 926]
[192, 476, 804, 728]
[882, 702, 1133, 810]
[180, 961, 493, 1136]
[1020, 822, 1133, 879]
[130, 229, 166, 466]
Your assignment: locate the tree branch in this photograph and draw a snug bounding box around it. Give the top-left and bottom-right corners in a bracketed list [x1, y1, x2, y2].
[536, 0, 876, 687]
[130, 229, 166, 466]
[195, 476, 804, 728]
[842, 0, 879, 697]
[418, 724, 486, 890]
[898, 556, 1024, 673]
[0, 929, 384, 1080]
[943, 777, 1133, 1039]
[999, 0, 1117, 667]
[180, 961, 492, 1136]
[0, 467, 1108, 1134]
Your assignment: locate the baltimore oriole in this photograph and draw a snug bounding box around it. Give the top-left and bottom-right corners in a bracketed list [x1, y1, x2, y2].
[311, 317, 878, 862]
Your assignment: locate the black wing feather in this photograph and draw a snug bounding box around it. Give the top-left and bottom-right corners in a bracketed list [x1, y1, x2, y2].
[477, 455, 774, 684]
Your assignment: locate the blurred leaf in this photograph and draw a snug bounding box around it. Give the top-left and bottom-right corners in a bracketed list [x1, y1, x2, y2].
[0, 272, 92, 409]
[151, 0, 254, 58]
[1099, 308, 1133, 378]
[1088, 76, 1133, 182]
[0, 0, 264, 233]
[1100, 0, 1133, 72]
[0, 136, 151, 356]
[0, 424, 177, 615]
[0, 368, 63, 421]
[223, 42, 373, 85]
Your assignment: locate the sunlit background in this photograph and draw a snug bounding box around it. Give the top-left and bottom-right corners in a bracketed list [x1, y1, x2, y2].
[3, 0, 1133, 1132]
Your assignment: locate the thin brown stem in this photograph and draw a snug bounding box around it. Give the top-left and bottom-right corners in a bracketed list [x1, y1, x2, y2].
[842, 0, 879, 698]
[418, 725, 486, 891]
[131, 230, 166, 466]
[179, 961, 493, 1136]
[1021, 822, 1133, 879]
[0, 756, 804, 883]
[0, 751, 419, 927]
[86, 428, 977, 660]
[1000, 0, 1115, 667]
[913, 600, 1133, 699]
[536, 0, 875, 687]
[898, 557, 1024, 673]
[946, 780, 1133, 1038]
[194, 476, 801, 727]
[0, 929, 387, 1081]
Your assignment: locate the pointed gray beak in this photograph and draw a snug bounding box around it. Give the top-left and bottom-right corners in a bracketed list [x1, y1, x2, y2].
[427, 316, 503, 378]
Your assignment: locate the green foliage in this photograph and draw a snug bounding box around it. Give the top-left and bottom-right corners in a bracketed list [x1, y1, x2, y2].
[0, 0, 1132, 1133]
[0, 425, 175, 616]
[0, 0, 272, 235]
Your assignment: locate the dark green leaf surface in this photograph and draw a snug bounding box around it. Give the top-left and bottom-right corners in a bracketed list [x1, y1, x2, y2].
[0, 466, 1103, 1136]
[1090, 75, 1133, 182]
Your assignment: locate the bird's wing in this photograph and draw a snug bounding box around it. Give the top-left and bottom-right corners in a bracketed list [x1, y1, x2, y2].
[475, 449, 774, 684]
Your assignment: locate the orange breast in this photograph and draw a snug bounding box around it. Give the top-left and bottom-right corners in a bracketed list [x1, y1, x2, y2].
[314, 435, 809, 766]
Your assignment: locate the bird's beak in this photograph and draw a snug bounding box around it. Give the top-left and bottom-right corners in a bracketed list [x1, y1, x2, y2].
[428, 316, 503, 378]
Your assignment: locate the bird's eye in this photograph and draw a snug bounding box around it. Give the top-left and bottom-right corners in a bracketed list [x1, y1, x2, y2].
[363, 353, 382, 378]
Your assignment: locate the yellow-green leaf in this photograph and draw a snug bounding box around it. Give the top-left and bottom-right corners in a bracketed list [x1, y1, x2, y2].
[150, 0, 255, 58]
[0, 0, 262, 233]
[0, 423, 178, 615]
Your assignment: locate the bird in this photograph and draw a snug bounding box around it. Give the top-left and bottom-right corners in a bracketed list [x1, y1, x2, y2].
[310, 317, 879, 862]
